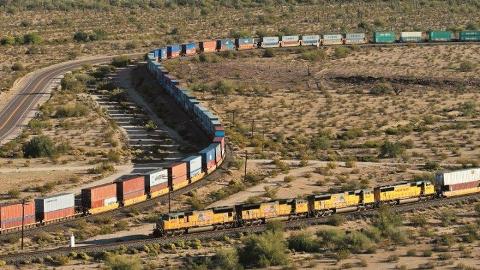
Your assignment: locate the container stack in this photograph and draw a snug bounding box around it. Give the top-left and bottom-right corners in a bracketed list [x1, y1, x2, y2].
[235, 37, 256, 50]
[459, 31, 480, 41]
[167, 162, 188, 191]
[145, 169, 169, 198]
[182, 155, 204, 183]
[217, 39, 235, 51]
[182, 42, 197, 56]
[167, 44, 181, 58]
[301, 35, 320, 47]
[200, 144, 217, 174]
[0, 201, 35, 230]
[116, 176, 147, 206]
[322, 34, 343, 45]
[373, 32, 396, 43]
[260, 36, 280, 48]
[400, 32, 423, 42]
[35, 193, 75, 222]
[280, 35, 300, 47]
[199, 40, 217, 53]
[428, 31, 452, 42]
[81, 183, 119, 214]
[345, 33, 367, 44]
[436, 168, 480, 196]
[213, 136, 225, 157]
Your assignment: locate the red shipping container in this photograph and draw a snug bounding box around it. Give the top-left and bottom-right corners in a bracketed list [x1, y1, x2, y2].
[82, 183, 117, 208]
[1, 217, 36, 230]
[150, 182, 169, 193]
[116, 176, 145, 201]
[448, 181, 479, 191]
[167, 162, 187, 184]
[237, 44, 255, 50]
[213, 137, 225, 156]
[200, 40, 216, 53]
[41, 207, 75, 222]
[0, 201, 36, 230]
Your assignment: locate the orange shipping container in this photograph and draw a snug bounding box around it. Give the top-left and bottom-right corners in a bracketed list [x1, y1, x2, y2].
[40, 207, 75, 222]
[200, 40, 216, 53]
[82, 183, 117, 209]
[167, 162, 188, 184]
[0, 202, 36, 229]
[116, 176, 145, 201]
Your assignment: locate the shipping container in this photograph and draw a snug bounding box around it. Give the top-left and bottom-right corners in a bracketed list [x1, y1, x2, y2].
[181, 42, 196, 56]
[183, 155, 204, 182]
[145, 168, 169, 197]
[301, 35, 320, 46]
[280, 35, 300, 47]
[446, 181, 479, 191]
[235, 37, 256, 50]
[373, 32, 396, 43]
[322, 34, 343, 45]
[199, 40, 217, 53]
[166, 162, 188, 187]
[459, 31, 480, 41]
[345, 33, 367, 44]
[200, 144, 217, 173]
[217, 39, 235, 51]
[116, 175, 147, 206]
[214, 126, 225, 137]
[400, 32, 423, 42]
[81, 183, 118, 210]
[428, 31, 452, 42]
[0, 201, 36, 230]
[436, 168, 480, 186]
[167, 44, 181, 58]
[35, 193, 75, 221]
[261, 36, 280, 48]
[214, 142, 222, 163]
[213, 136, 225, 157]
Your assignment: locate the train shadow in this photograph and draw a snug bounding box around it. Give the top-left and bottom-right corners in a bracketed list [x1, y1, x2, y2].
[79, 234, 150, 246]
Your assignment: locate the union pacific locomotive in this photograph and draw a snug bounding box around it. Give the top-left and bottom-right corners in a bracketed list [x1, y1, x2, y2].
[155, 169, 480, 236]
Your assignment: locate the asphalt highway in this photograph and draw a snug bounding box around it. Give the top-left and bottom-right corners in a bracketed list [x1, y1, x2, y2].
[0, 54, 142, 144]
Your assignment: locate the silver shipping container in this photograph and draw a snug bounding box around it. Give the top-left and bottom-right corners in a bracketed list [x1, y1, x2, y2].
[262, 36, 279, 43]
[323, 34, 343, 40]
[435, 168, 480, 186]
[35, 193, 75, 213]
[189, 156, 202, 173]
[146, 168, 169, 187]
[281, 35, 299, 41]
[400, 32, 422, 38]
[345, 33, 365, 39]
[302, 35, 320, 41]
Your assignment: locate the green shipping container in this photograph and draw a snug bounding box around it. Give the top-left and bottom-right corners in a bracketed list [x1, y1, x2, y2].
[428, 31, 452, 42]
[459, 31, 480, 41]
[373, 32, 396, 43]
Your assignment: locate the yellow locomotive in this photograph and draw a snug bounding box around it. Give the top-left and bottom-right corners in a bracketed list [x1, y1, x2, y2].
[374, 180, 435, 205]
[308, 189, 375, 216]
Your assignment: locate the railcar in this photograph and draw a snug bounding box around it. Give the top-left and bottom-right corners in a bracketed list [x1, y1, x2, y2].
[308, 189, 374, 216]
[374, 181, 435, 205]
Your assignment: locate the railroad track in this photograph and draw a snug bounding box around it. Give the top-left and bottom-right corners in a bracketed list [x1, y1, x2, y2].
[2, 192, 478, 264]
[0, 146, 233, 240]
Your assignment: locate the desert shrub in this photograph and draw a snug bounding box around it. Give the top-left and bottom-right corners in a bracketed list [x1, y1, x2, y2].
[73, 31, 89, 42]
[327, 215, 345, 226]
[238, 230, 288, 268]
[88, 162, 115, 174]
[458, 101, 476, 117]
[333, 47, 350, 58]
[211, 249, 241, 270]
[112, 55, 130, 67]
[299, 49, 326, 61]
[369, 83, 393, 95]
[288, 232, 319, 252]
[424, 161, 440, 171]
[263, 48, 274, 58]
[54, 104, 88, 118]
[458, 61, 475, 72]
[0, 36, 15, 45]
[23, 32, 42, 44]
[409, 215, 427, 227]
[23, 135, 56, 158]
[214, 80, 235, 95]
[378, 140, 405, 158]
[11, 62, 25, 71]
[106, 255, 142, 270]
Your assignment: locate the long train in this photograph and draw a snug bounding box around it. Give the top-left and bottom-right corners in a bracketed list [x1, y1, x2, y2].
[2, 28, 479, 234]
[155, 168, 480, 236]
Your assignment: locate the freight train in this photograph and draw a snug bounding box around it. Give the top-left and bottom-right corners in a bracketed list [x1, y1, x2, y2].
[149, 30, 480, 61]
[155, 169, 480, 236]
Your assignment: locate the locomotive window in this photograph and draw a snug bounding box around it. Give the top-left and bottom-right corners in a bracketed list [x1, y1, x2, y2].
[228, 212, 232, 217]
[382, 187, 395, 192]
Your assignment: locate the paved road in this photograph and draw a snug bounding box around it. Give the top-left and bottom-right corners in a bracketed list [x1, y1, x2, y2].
[0, 54, 142, 145]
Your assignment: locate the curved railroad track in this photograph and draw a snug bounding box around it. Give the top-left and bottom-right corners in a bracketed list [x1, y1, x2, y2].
[2, 192, 478, 264]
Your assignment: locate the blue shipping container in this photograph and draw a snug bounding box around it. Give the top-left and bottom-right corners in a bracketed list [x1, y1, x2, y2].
[217, 39, 235, 51]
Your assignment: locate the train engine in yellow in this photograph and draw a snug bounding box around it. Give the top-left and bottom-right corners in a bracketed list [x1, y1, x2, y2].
[374, 180, 435, 206]
[308, 189, 375, 216]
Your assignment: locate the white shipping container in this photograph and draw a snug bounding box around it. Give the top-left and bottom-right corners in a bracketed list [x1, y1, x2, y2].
[146, 169, 169, 187]
[262, 36, 279, 43]
[400, 32, 422, 38]
[323, 34, 343, 40]
[189, 156, 202, 172]
[281, 35, 299, 42]
[104, 197, 117, 206]
[302, 35, 320, 41]
[35, 193, 75, 213]
[436, 168, 480, 186]
[345, 33, 366, 39]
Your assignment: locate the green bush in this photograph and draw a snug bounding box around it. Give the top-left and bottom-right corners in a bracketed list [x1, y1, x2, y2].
[54, 104, 88, 118]
[238, 230, 288, 268]
[263, 48, 274, 58]
[334, 47, 351, 58]
[299, 50, 326, 61]
[379, 140, 405, 158]
[458, 61, 476, 72]
[211, 249, 241, 270]
[369, 83, 393, 95]
[112, 55, 130, 67]
[23, 136, 56, 158]
[288, 232, 319, 252]
[106, 255, 142, 270]
[23, 32, 42, 44]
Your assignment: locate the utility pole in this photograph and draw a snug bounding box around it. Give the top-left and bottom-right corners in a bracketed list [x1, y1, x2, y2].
[251, 119, 255, 138]
[244, 150, 248, 179]
[21, 199, 25, 250]
[168, 188, 171, 213]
